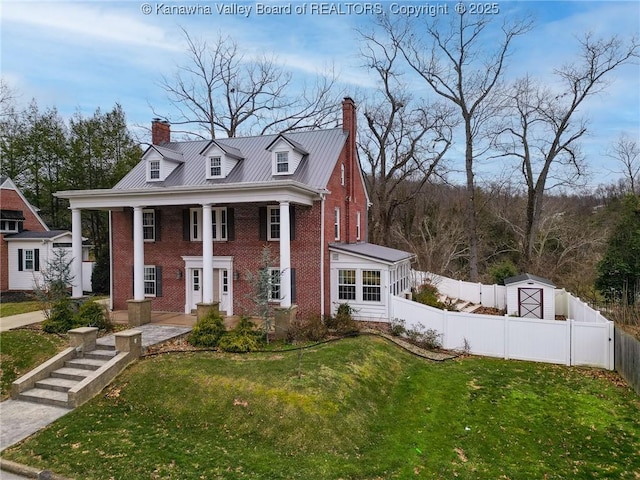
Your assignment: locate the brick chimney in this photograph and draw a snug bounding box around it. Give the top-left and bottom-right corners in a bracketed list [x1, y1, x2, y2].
[151, 118, 171, 145]
[342, 97, 357, 243]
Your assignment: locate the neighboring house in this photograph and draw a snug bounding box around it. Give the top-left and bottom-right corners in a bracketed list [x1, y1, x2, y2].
[55, 98, 414, 322]
[0, 176, 93, 293]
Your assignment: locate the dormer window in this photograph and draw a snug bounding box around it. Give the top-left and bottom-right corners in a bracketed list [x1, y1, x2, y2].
[209, 156, 222, 177]
[0, 220, 19, 233]
[149, 160, 161, 181]
[276, 152, 289, 173]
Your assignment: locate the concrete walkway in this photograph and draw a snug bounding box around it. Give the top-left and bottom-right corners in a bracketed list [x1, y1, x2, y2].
[0, 323, 192, 462]
[0, 310, 46, 332]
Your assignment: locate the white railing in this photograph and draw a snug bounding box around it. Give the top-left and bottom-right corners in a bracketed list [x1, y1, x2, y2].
[390, 296, 614, 370]
[555, 289, 609, 324]
[411, 271, 507, 309]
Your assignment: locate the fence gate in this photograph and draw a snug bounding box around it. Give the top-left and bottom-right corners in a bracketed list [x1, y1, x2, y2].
[519, 288, 543, 319]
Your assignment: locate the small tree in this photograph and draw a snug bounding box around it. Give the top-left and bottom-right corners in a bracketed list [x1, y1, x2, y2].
[244, 245, 281, 342]
[33, 248, 74, 321]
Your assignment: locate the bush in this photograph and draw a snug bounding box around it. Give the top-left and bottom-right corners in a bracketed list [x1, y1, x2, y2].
[489, 260, 518, 286]
[413, 283, 446, 309]
[73, 301, 112, 331]
[218, 317, 262, 353]
[326, 303, 360, 335]
[286, 314, 328, 343]
[42, 297, 75, 333]
[406, 325, 442, 350]
[389, 318, 407, 337]
[188, 312, 227, 348]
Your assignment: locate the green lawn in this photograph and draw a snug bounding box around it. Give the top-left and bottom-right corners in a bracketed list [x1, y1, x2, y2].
[0, 329, 68, 399]
[0, 301, 42, 318]
[2, 336, 639, 479]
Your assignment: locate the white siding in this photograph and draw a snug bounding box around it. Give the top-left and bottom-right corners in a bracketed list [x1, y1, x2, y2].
[506, 281, 555, 320]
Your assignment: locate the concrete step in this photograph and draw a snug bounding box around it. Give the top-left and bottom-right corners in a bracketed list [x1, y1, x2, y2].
[35, 377, 79, 392]
[84, 349, 118, 360]
[65, 358, 107, 371]
[51, 367, 93, 381]
[18, 388, 68, 408]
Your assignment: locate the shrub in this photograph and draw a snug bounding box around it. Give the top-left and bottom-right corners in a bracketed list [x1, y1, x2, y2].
[489, 260, 518, 286]
[188, 312, 227, 348]
[286, 314, 328, 343]
[326, 303, 360, 335]
[42, 297, 75, 333]
[218, 316, 262, 353]
[406, 325, 442, 350]
[73, 301, 112, 331]
[413, 283, 446, 309]
[389, 318, 407, 337]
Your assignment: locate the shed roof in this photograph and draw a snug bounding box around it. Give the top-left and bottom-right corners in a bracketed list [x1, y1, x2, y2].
[504, 273, 555, 288]
[4, 230, 70, 240]
[329, 242, 414, 265]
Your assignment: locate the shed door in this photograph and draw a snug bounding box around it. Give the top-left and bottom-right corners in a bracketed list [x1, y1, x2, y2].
[519, 288, 543, 319]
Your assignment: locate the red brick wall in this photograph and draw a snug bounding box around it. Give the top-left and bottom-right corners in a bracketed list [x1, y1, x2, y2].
[111, 204, 323, 318]
[0, 187, 48, 291]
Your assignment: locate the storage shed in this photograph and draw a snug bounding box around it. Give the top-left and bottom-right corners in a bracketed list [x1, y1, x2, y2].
[504, 274, 556, 320]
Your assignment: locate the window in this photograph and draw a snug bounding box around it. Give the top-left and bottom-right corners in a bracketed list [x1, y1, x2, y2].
[0, 220, 18, 233]
[334, 207, 340, 241]
[268, 206, 280, 240]
[24, 249, 34, 271]
[209, 156, 222, 177]
[338, 269, 356, 301]
[268, 268, 281, 301]
[362, 270, 381, 302]
[53, 242, 72, 248]
[190, 207, 228, 241]
[356, 211, 361, 241]
[149, 160, 160, 180]
[144, 266, 157, 296]
[222, 269, 229, 293]
[193, 269, 200, 292]
[276, 151, 289, 173]
[143, 209, 155, 241]
[341, 163, 345, 186]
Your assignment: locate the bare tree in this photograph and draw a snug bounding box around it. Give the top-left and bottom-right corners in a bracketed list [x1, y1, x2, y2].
[608, 133, 640, 195]
[157, 29, 342, 139]
[358, 27, 455, 246]
[377, 12, 532, 280]
[496, 34, 639, 268]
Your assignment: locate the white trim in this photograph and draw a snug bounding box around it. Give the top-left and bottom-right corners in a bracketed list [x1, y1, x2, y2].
[267, 206, 280, 241]
[143, 265, 157, 297]
[182, 256, 234, 315]
[356, 211, 361, 241]
[334, 207, 340, 241]
[142, 208, 155, 241]
[320, 193, 326, 317]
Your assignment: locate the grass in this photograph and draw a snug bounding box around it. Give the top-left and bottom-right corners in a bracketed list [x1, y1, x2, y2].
[0, 301, 42, 318]
[0, 329, 68, 399]
[2, 336, 639, 479]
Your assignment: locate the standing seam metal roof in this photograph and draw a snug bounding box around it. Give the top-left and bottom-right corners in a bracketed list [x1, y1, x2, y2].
[114, 128, 347, 191]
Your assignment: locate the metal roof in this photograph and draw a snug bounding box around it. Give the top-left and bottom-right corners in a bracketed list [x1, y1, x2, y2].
[329, 242, 414, 264]
[4, 230, 70, 240]
[114, 128, 347, 191]
[504, 273, 555, 287]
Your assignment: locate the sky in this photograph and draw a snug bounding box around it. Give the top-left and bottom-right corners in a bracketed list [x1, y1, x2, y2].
[1, 0, 639, 189]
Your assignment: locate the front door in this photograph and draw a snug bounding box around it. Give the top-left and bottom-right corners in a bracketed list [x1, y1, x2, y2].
[190, 268, 231, 314]
[519, 288, 543, 319]
[191, 268, 202, 312]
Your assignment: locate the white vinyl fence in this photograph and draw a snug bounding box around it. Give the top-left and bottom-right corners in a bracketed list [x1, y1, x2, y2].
[412, 271, 507, 309]
[395, 272, 615, 370]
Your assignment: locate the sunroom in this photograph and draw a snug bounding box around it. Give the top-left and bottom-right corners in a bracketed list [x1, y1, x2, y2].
[329, 243, 414, 322]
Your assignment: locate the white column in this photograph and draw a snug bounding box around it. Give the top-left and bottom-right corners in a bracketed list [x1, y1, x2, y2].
[202, 204, 214, 304]
[71, 208, 83, 298]
[279, 201, 291, 307]
[133, 206, 145, 300]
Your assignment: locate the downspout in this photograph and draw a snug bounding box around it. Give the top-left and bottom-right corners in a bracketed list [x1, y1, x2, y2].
[320, 192, 326, 317]
[109, 210, 113, 311]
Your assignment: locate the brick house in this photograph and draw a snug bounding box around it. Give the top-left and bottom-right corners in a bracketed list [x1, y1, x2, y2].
[55, 98, 413, 323]
[1, 176, 93, 293]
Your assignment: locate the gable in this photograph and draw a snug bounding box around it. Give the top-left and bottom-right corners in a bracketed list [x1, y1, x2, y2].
[0, 178, 49, 232]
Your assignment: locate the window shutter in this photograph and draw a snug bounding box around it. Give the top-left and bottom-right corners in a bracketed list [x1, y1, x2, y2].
[18, 249, 23, 271]
[155, 266, 163, 297]
[289, 205, 296, 241]
[259, 207, 267, 241]
[155, 209, 161, 241]
[34, 249, 40, 271]
[291, 268, 296, 303]
[227, 208, 235, 241]
[183, 209, 190, 241]
[18, 220, 23, 233]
